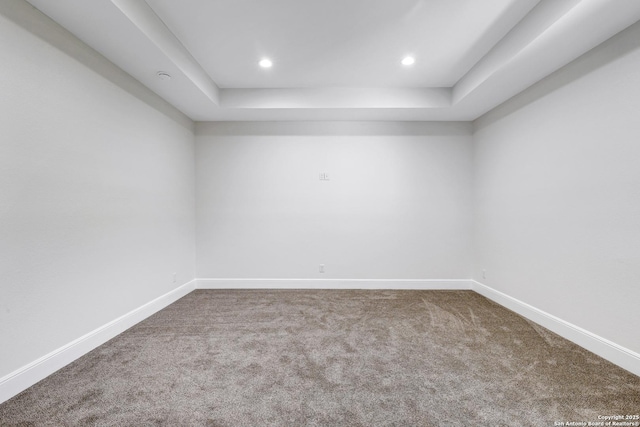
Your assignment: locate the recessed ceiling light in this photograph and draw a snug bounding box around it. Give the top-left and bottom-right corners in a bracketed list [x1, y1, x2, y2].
[259, 58, 273, 68]
[156, 71, 172, 80]
[401, 56, 415, 66]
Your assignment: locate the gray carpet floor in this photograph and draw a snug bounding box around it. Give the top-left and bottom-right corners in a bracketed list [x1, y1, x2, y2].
[1, 290, 639, 426]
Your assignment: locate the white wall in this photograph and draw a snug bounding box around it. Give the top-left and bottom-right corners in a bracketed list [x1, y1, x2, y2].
[3, 0, 638, 391]
[196, 121, 473, 280]
[0, 3, 196, 379]
[473, 21, 640, 354]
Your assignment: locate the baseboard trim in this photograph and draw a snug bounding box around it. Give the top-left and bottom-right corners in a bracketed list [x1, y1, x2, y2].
[4, 279, 635, 405]
[196, 278, 473, 290]
[0, 280, 197, 404]
[472, 280, 640, 377]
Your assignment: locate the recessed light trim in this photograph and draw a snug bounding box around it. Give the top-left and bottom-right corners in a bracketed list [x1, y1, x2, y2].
[401, 56, 415, 66]
[156, 71, 172, 80]
[259, 58, 273, 68]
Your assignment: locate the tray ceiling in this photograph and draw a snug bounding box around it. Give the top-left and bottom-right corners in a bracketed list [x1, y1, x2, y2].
[24, 0, 640, 121]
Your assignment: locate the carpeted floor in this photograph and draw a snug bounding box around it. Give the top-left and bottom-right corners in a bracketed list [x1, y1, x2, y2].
[1, 290, 639, 426]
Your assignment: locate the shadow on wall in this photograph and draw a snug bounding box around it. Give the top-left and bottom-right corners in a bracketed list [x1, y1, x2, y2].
[195, 121, 473, 137]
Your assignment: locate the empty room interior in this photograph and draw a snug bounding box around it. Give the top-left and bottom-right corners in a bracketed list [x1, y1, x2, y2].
[1, 0, 640, 425]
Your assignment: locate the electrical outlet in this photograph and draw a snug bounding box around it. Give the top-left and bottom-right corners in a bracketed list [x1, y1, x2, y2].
[319, 264, 325, 273]
[319, 173, 329, 181]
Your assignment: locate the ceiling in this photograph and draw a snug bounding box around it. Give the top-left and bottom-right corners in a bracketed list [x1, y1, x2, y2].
[147, 0, 529, 88]
[24, 0, 640, 122]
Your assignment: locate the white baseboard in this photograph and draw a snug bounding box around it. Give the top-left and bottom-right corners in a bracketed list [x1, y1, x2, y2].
[472, 280, 640, 377]
[196, 278, 473, 290]
[4, 279, 636, 406]
[0, 280, 197, 405]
